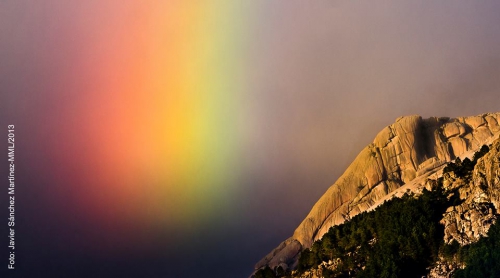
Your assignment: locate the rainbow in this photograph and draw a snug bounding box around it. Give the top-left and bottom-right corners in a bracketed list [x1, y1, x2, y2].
[42, 1, 257, 246]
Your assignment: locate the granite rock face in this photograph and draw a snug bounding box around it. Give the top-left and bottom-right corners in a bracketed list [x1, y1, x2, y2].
[440, 139, 500, 246]
[255, 113, 500, 273]
[426, 138, 500, 278]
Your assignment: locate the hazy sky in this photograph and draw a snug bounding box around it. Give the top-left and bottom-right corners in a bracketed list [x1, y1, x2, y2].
[1, 1, 500, 277]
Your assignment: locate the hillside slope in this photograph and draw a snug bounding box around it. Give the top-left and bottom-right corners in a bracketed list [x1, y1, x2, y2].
[255, 113, 500, 274]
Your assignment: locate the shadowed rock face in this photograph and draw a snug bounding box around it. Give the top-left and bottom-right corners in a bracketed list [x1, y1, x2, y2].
[255, 113, 500, 273]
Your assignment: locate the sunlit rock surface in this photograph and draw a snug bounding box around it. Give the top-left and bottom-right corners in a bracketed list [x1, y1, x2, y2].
[255, 113, 500, 273]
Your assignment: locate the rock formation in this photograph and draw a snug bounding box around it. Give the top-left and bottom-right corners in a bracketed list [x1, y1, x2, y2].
[440, 140, 500, 246]
[255, 113, 500, 273]
[426, 138, 500, 278]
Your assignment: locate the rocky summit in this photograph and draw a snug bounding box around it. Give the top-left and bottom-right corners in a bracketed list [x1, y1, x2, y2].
[254, 112, 500, 275]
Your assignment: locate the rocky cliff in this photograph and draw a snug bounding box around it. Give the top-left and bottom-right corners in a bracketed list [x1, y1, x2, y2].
[427, 139, 500, 277]
[255, 113, 500, 273]
[284, 138, 500, 278]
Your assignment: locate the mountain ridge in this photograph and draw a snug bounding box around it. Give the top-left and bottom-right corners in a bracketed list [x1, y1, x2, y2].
[254, 112, 500, 274]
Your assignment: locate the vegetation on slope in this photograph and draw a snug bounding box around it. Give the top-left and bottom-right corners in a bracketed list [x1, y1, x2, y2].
[297, 184, 448, 278]
[454, 222, 500, 278]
